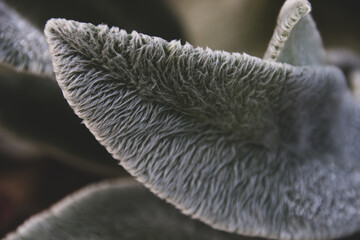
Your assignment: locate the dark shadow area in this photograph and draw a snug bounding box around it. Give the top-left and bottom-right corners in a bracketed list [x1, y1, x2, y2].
[0, 152, 106, 238]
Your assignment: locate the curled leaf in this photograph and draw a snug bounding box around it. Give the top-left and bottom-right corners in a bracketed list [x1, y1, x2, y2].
[44, 12, 360, 240]
[263, 0, 325, 66]
[166, 0, 284, 57]
[4, 179, 251, 240]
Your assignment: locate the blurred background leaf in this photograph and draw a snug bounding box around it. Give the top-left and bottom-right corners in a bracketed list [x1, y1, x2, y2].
[165, 0, 360, 56]
[4, 179, 260, 240]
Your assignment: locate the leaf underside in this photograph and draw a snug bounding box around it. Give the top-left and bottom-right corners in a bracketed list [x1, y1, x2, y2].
[4, 179, 253, 240]
[44, 17, 360, 240]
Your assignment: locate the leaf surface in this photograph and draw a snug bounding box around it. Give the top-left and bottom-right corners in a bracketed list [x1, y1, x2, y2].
[44, 12, 360, 240]
[4, 179, 251, 240]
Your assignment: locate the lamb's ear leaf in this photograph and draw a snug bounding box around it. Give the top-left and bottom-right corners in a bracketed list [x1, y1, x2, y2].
[4, 179, 246, 240]
[45, 18, 360, 240]
[44, 19, 342, 144]
[0, 0, 53, 77]
[263, 0, 325, 66]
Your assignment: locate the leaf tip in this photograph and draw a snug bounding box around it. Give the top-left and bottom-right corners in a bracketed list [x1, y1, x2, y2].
[44, 18, 68, 41]
[264, 0, 312, 62]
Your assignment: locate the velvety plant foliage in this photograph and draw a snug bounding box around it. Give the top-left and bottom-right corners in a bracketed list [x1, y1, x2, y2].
[1, 0, 360, 240]
[0, 0, 183, 176]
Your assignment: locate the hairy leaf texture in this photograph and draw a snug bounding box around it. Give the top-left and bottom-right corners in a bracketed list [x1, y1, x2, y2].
[44, 0, 360, 239]
[0, 0, 53, 76]
[0, 0, 122, 175]
[44, 18, 360, 240]
[263, 0, 325, 66]
[0, 0, 185, 175]
[5, 179, 251, 240]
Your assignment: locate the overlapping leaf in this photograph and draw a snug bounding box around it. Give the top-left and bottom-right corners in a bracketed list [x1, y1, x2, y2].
[4, 179, 253, 240]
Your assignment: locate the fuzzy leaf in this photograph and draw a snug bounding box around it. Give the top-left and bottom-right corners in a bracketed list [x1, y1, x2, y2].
[263, 0, 325, 66]
[45, 16, 360, 240]
[0, 0, 184, 174]
[0, 0, 53, 76]
[4, 179, 251, 240]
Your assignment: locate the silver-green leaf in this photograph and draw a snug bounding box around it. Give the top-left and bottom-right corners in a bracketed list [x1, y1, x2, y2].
[4, 179, 250, 240]
[0, 0, 185, 175]
[44, 0, 360, 239]
[0, 0, 53, 77]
